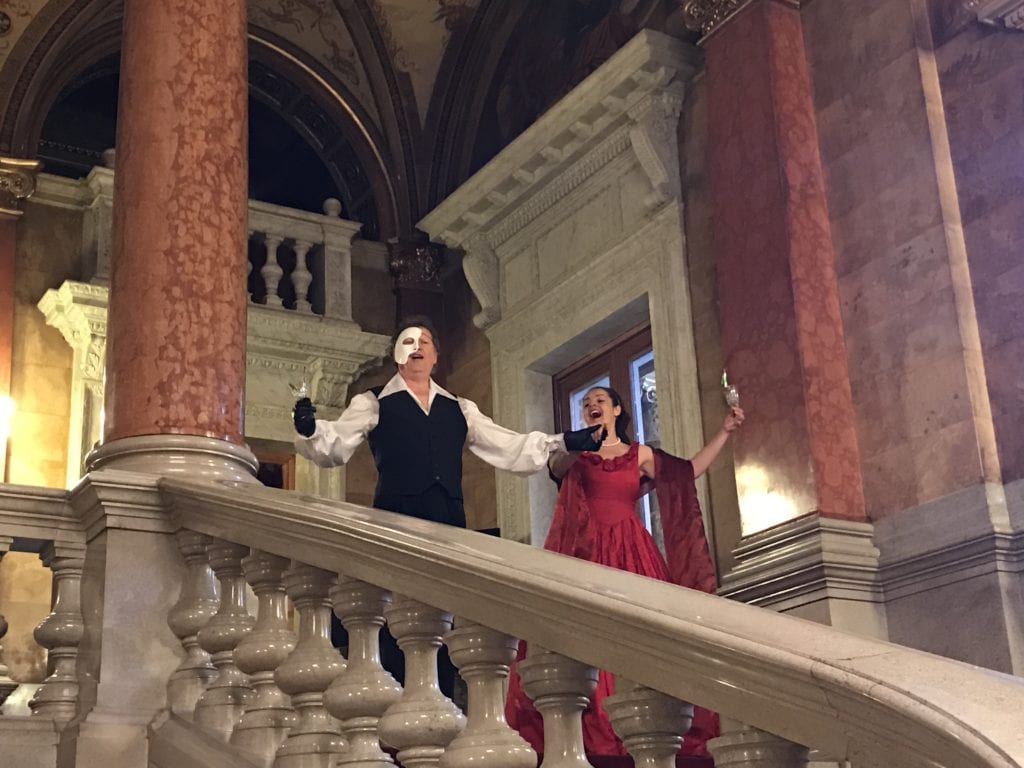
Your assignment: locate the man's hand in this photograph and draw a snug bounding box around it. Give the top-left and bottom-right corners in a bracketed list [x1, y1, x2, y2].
[293, 398, 317, 437]
[564, 425, 607, 452]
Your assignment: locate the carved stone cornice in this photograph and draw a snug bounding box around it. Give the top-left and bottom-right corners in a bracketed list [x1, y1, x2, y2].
[965, 0, 1024, 30]
[418, 30, 700, 330]
[37, 281, 109, 386]
[0, 156, 41, 218]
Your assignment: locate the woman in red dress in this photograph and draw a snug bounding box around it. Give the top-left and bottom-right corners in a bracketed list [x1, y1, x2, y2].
[505, 385, 744, 758]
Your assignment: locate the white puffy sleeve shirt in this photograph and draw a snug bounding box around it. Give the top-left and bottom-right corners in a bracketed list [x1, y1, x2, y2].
[295, 375, 565, 475]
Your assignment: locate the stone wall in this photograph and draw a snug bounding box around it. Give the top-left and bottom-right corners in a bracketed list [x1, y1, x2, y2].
[9, 198, 80, 487]
[930, 0, 1024, 488]
[804, 0, 989, 519]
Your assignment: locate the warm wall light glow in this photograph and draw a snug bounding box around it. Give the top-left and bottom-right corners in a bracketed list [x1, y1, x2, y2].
[0, 394, 14, 483]
[736, 464, 799, 536]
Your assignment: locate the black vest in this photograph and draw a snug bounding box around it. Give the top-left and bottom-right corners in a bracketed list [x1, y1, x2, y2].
[367, 388, 468, 500]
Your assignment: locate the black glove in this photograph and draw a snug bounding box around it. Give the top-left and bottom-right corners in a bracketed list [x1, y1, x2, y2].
[293, 398, 317, 437]
[563, 425, 606, 452]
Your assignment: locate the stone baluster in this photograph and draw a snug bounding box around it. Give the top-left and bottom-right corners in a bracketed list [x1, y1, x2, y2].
[709, 721, 810, 767]
[261, 235, 285, 308]
[439, 621, 535, 768]
[292, 239, 314, 314]
[0, 540, 15, 716]
[518, 647, 598, 768]
[604, 678, 691, 768]
[274, 562, 346, 768]
[167, 530, 220, 715]
[232, 550, 298, 766]
[325, 577, 402, 768]
[0, 541, 16, 709]
[0, 612, 13, 710]
[29, 543, 85, 724]
[378, 598, 465, 768]
[194, 539, 254, 740]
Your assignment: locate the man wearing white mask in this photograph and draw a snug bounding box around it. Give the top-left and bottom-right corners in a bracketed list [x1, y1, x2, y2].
[293, 315, 604, 529]
[293, 316, 604, 697]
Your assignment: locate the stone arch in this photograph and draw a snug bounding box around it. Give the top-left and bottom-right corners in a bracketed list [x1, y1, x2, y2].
[0, 0, 399, 237]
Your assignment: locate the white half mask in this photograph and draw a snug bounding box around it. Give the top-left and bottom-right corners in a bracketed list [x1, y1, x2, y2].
[394, 326, 424, 365]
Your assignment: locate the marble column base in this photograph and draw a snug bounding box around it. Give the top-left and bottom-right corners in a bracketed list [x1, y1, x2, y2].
[86, 434, 259, 482]
[718, 513, 887, 639]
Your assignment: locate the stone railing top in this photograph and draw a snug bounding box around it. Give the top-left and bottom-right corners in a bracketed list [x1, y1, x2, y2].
[248, 198, 363, 245]
[163, 475, 1024, 768]
[0, 483, 78, 547]
[417, 30, 700, 249]
[32, 170, 364, 245]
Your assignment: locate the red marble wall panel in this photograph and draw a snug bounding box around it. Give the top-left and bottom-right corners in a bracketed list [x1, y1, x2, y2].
[706, 0, 865, 530]
[803, 0, 987, 516]
[934, 20, 1024, 482]
[105, 0, 249, 444]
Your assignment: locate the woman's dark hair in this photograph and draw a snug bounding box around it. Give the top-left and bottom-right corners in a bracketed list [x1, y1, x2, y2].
[393, 315, 441, 354]
[587, 385, 632, 444]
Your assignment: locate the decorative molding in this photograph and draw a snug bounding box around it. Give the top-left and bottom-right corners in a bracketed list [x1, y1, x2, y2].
[461, 235, 501, 329]
[488, 127, 633, 248]
[965, 0, 1024, 30]
[418, 31, 700, 250]
[873, 480, 1024, 598]
[718, 513, 884, 610]
[37, 281, 389, 463]
[627, 90, 685, 210]
[681, 0, 750, 37]
[0, 156, 41, 218]
[419, 30, 700, 334]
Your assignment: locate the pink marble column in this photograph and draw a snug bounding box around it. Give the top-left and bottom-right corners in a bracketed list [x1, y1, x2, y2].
[704, 0, 866, 527]
[103, 0, 249, 448]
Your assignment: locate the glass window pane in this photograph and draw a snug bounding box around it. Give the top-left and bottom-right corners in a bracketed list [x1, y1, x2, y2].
[629, 350, 658, 447]
[629, 349, 660, 538]
[568, 374, 611, 430]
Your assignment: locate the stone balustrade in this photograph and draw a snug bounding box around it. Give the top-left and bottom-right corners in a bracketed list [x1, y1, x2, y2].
[32, 170, 390, 492]
[247, 197, 361, 320]
[3, 474, 1024, 768]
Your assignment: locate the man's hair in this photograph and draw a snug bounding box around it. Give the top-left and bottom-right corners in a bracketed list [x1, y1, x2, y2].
[393, 315, 441, 354]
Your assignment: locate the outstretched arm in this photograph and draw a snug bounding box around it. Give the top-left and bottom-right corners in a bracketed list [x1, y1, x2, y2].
[690, 407, 745, 479]
[294, 392, 377, 468]
[461, 398, 605, 475]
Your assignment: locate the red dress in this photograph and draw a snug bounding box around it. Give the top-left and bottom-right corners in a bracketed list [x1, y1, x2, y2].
[505, 443, 718, 757]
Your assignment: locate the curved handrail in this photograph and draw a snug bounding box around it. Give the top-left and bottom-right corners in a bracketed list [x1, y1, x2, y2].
[162, 477, 1024, 768]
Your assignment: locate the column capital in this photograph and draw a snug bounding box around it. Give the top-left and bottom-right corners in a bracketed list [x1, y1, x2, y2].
[682, 0, 751, 37]
[387, 235, 446, 292]
[0, 156, 42, 219]
[683, 0, 809, 38]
